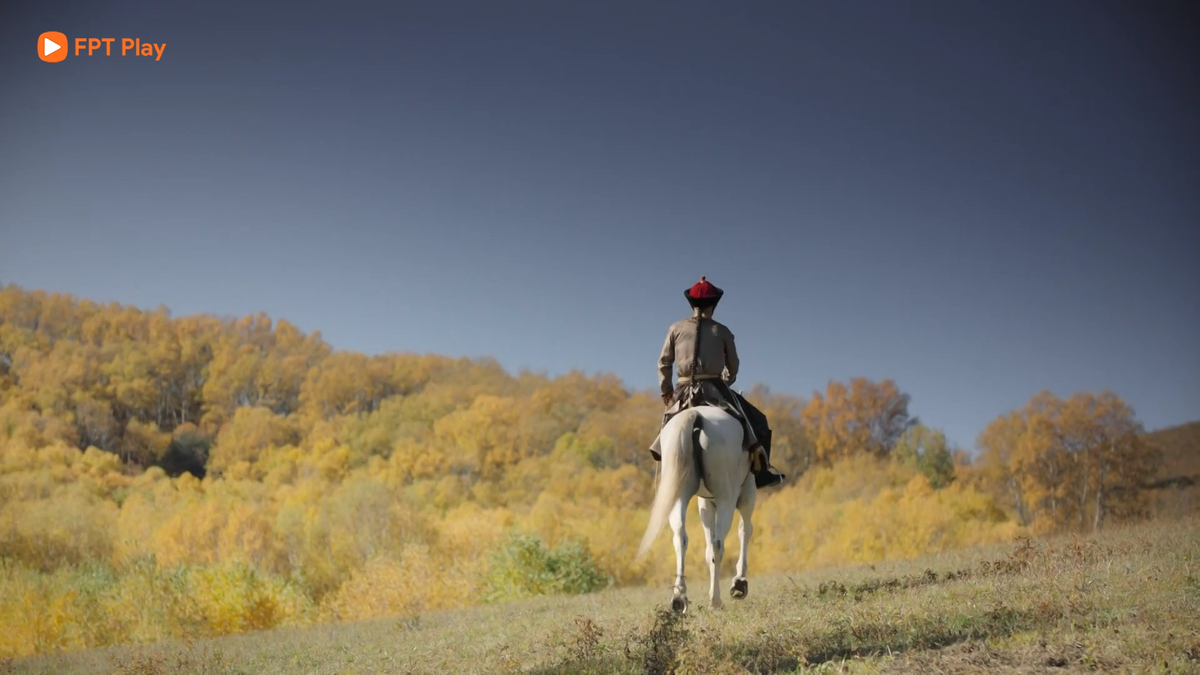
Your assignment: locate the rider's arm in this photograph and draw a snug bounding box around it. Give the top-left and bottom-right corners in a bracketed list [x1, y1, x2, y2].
[722, 326, 739, 386]
[658, 325, 677, 397]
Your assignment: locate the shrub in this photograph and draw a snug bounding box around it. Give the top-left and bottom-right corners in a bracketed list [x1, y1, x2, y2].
[483, 532, 608, 603]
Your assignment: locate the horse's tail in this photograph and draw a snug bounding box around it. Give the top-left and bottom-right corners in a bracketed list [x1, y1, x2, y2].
[637, 408, 703, 561]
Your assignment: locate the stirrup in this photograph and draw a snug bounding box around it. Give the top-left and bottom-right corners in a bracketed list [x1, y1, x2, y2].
[748, 446, 768, 473]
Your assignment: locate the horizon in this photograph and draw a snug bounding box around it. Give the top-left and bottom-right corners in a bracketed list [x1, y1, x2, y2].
[2, 1, 1198, 451]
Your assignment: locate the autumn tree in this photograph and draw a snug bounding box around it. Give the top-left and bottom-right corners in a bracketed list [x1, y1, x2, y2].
[203, 313, 330, 430]
[801, 377, 917, 464]
[974, 410, 1031, 525]
[207, 406, 302, 478]
[892, 424, 955, 489]
[975, 390, 1159, 533]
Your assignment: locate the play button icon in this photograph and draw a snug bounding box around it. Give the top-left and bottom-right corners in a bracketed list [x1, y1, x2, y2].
[38, 31, 67, 62]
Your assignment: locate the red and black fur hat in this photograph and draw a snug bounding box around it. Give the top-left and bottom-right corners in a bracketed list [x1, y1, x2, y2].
[684, 276, 724, 309]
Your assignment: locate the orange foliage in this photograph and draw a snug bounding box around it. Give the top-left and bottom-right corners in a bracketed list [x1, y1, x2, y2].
[801, 377, 915, 463]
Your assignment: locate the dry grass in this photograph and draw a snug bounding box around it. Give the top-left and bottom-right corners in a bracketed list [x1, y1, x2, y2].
[4, 517, 1198, 674]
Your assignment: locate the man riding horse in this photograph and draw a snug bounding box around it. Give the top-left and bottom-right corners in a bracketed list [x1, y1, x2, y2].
[650, 276, 786, 490]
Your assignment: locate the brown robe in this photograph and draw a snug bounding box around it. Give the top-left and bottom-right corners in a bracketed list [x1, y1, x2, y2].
[649, 315, 759, 457]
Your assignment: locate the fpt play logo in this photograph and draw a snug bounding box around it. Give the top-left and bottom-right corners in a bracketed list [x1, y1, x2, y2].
[38, 31, 167, 62]
[37, 31, 67, 62]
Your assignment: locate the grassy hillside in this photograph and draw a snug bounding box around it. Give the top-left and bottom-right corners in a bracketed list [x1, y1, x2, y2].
[6, 516, 1198, 674]
[1147, 420, 1200, 479]
[1146, 420, 1200, 520]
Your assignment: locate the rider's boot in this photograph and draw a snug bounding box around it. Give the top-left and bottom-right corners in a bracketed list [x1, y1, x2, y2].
[752, 429, 785, 489]
[755, 466, 786, 489]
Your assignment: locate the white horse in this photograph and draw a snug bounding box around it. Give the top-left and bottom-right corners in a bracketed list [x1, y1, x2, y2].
[637, 405, 757, 613]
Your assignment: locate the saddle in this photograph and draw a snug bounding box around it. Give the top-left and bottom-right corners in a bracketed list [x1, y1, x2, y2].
[655, 375, 756, 457]
[670, 376, 745, 420]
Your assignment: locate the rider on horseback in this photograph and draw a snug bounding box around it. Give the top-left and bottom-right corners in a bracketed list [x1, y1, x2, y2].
[649, 276, 786, 490]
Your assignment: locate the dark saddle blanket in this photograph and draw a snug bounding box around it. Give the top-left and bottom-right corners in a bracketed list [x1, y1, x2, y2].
[650, 378, 755, 460]
[664, 378, 746, 424]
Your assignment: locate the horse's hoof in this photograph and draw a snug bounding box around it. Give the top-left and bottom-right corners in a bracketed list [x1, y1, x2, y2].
[731, 578, 748, 599]
[670, 595, 688, 614]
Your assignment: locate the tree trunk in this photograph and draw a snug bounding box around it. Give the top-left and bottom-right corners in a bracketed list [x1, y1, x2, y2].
[1078, 447, 1089, 532]
[1092, 440, 1109, 532]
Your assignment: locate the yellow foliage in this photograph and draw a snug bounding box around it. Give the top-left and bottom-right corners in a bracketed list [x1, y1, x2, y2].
[0, 564, 89, 658]
[0, 556, 311, 659]
[208, 406, 301, 477]
[750, 456, 1017, 573]
[319, 545, 466, 622]
[185, 562, 311, 635]
[0, 482, 118, 571]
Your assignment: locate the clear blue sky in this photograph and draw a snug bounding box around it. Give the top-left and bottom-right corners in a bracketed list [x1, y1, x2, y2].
[2, 1, 1197, 451]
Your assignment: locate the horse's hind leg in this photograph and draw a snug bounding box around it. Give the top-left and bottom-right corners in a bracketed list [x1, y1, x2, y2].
[669, 496, 689, 614]
[731, 477, 757, 599]
[697, 497, 720, 609]
[700, 496, 736, 609]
